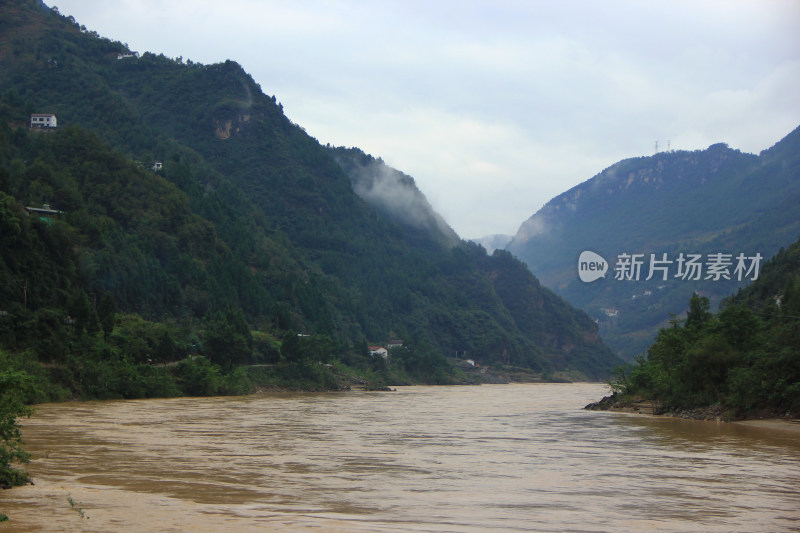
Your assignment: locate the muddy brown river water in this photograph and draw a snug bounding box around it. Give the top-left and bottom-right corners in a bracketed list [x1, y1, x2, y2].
[1, 383, 799, 532]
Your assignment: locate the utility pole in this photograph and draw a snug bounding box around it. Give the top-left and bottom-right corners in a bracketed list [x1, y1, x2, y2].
[654, 140, 659, 153]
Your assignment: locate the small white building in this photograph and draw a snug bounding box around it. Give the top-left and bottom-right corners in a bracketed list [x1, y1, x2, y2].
[30, 113, 57, 128]
[24, 204, 64, 224]
[24, 203, 63, 216]
[368, 346, 388, 359]
[152, 161, 163, 171]
[602, 307, 619, 318]
[117, 51, 140, 60]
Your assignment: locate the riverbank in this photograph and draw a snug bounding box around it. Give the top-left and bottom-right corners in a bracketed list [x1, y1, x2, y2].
[585, 393, 800, 433]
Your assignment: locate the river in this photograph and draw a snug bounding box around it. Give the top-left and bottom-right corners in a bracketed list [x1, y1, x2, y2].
[1, 383, 798, 532]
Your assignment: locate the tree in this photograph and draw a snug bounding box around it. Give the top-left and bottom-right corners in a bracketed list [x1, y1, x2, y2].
[203, 306, 253, 371]
[97, 293, 116, 337]
[715, 303, 761, 351]
[685, 293, 712, 337]
[0, 370, 33, 489]
[304, 334, 335, 363]
[280, 330, 302, 362]
[155, 330, 177, 364]
[175, 356, 222, 396]
[66, 289, 92, 335]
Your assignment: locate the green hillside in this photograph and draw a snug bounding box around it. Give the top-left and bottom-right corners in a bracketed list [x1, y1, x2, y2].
[0, 0, 621, 402]
[601, 235, 800, 418]
[507, 128, 800, 358]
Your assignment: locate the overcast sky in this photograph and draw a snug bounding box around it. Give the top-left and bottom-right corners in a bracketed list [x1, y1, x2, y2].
[52, 0, 800, 238]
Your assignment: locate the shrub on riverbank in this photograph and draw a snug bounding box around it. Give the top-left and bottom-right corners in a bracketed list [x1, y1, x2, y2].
[0, 370, 33, 490]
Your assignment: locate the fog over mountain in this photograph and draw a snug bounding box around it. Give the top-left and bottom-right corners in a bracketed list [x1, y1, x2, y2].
[471, 234, 513, 255]
[330, 147, 461, 248]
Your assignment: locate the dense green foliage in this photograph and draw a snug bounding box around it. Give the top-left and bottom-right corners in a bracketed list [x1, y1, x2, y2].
[0, 368, 33, 489]
[508, 130, 800, 359]
[610, 237, 800, 417]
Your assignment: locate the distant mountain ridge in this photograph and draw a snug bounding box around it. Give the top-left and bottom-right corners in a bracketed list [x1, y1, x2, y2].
[507, 127, 800, 358]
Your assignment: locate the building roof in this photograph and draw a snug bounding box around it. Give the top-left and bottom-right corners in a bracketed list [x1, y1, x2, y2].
[25, 204, 64, 216]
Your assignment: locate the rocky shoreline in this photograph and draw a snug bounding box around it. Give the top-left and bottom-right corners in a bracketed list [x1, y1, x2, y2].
[585, 393, 799, 425]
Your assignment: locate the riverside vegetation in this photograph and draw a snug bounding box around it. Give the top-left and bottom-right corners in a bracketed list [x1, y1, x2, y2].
[591, 236, 800, 420]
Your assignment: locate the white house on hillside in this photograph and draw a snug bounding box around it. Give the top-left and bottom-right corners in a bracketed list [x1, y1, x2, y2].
[30, 113, 57, 128]
[369, 346, 388, 359]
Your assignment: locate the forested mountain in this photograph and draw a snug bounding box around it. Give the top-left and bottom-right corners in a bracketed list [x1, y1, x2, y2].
[598, 234, 800, 418]
[507, 128, 800, 358]
[0, 0, 621, 398]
